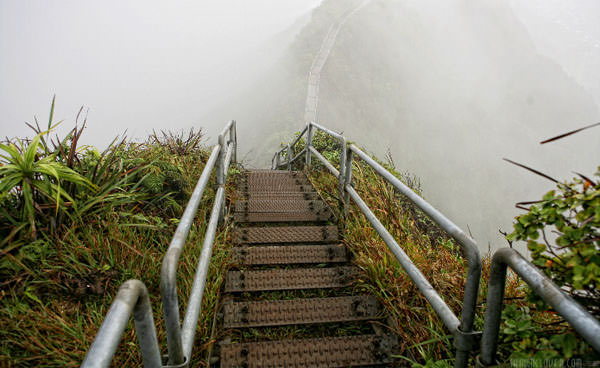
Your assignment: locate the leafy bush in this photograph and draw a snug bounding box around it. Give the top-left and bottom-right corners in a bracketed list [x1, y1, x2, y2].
[502, 168, 600, 361]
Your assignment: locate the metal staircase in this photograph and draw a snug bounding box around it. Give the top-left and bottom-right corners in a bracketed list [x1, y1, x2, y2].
[80, 121, 600, 367]
[215, 169, 398, 367]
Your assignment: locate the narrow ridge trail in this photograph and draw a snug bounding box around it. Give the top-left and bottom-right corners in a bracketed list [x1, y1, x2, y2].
[212, 169, 398, 367]
[304, 0, 371, 123]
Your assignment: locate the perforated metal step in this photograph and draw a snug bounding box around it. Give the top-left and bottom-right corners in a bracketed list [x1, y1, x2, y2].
[240, 182, 313, 193]
[223, 296, 378, 328]
[225, 267, 357, 292]
[235, 200, 327, 213]
[220, 334, 398, 368]
[243, 176, 310, 185]
[238, 191, 319, 201]
[231, 244, 350, 265]
[234, 211, 333, 223]
[233, 225, 338, 244]
[245, 170, 303, 177]
[234, 199, 332, 223]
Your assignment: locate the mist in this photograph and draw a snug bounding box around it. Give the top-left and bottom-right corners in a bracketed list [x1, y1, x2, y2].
[2, 0, 599, 254]
[0, 0, 321, 144]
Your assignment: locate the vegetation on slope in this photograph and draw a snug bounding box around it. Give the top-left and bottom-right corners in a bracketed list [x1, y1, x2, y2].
[0, 100, 235, 367]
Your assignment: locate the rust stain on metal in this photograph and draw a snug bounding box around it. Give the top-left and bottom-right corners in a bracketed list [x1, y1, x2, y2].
[233, 225, 339, 244]
[223, 296, 378, 328]
[220, 334, 398, 368]
[225, 267, 357, 292]
[231, 244, 350, 265]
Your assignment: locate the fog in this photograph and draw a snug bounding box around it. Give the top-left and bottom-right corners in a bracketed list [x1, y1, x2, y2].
[0, 0, 321, 144]
[2, 0, 599, 253]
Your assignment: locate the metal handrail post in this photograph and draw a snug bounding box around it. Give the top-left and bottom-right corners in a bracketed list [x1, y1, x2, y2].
[82, 280, 162, 368]
[287, 144, 292, 171]
[217, 133, 227, 223]
[275, 152, 280, 169]
[338, 138, 347, 222]
[229, 120, 237, 164]
[343, 147, 353, 218]
[305, 123, 313, 170]
[479, 248, 600, 365]
[217, 134, 225, 186]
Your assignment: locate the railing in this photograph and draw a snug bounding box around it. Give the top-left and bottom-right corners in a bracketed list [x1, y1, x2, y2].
[82, 121, 237, 368]
[273, 121, 481, 368]
[478, 248, 600, 366]
[273, 121, 600, 366]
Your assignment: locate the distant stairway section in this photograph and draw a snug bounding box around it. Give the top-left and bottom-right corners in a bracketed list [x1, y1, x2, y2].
[214, 170, 399, 367]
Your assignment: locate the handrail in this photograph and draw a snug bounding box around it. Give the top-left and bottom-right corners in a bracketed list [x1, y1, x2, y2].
[273, 121, 480, 367]
[82, 280, 161, 368]
[479, 248, 600, 365]
[162, 120, 235, 365]
[82, 121, 237, 367]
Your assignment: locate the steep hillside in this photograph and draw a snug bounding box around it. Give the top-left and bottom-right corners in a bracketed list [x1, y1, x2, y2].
[204, 0, 599, 251]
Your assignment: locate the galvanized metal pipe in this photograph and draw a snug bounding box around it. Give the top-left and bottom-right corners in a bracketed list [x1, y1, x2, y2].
[219, 120, 234, 139]
[223, 142, 234, 175]
[348, 144, 481, 367]
[181, 186, 226, 358]
[343, 148, 353, 216]
[82, 280, 161, 368]
[310, 121, 344, 140]
[216, 134, 225, 186]
[161, 145, 220, 365]
[480, 248, 600, 365]
[309, 146, 339, 177]
[338, 139, 347, 214]
[345, 184, 461, 332]
[290, 148, 307, 164]
[289, 125, 308, 151]
[305, 124, 313, 169]
[230, 120, 237, 164]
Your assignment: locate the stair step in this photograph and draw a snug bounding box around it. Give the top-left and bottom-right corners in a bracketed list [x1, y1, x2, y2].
[245, 170, 303, 176]
[233, 225, 338, 245]
[220, 334, 398, 368]
[225, 267, 357, 292]
[235, 199, 327, 213]
[234, 199, 332, 223]
[223, 296, 378, 328]
[234, 211, 332, 223]
[237, 191, 320, 201]
[232, 244, 350, 265]
[240, 182, 313, 193]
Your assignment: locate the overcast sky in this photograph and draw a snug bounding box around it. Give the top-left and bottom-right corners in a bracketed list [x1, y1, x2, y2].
[0, 0, 321, 145]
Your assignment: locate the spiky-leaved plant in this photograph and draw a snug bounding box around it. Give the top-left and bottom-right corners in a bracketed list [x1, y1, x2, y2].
[0, 131, 96, 236]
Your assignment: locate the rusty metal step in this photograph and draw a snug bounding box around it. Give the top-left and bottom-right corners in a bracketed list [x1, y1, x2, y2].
[235, 199, 327, 213]
[232, 244, 350, 265]
[240, 183, 313, 193]
[220, 334, 398, 368]
[234, 199, 332, 223]
[233, 225, 338, 245]
[243, 175, 310, 184]
[245, 170, 303, 176]
[237, 191, 319, 201]
[234, 211, 333, 223]
[225, 267, 357, 292]
[223, 296, 378, 328]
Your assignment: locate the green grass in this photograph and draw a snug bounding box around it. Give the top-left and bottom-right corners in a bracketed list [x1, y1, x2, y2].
[0, 102, 238, 366]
